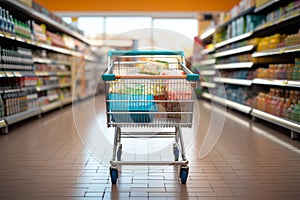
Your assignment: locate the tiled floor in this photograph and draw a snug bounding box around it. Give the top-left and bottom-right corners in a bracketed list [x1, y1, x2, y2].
[0, 95, 300, 200]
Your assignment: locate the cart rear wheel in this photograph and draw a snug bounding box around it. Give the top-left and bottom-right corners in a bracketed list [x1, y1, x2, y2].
[180, 166, 189, 184]
[110, 167, 118, 184]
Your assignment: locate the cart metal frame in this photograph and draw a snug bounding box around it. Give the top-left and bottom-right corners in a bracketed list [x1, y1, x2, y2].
[102, 50, 199, 184]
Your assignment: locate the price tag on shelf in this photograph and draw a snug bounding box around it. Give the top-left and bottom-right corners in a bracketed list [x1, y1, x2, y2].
[282, 80, 288, 86]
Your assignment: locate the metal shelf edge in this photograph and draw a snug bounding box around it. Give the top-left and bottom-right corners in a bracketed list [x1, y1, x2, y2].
[200, 70, 216, 76]
[215, 32, 253, 49]
[200, 82, 216, 88]
[4, 108, 41, 125]
[214, 77, 253, 86]
[215, 62, 254, 69]
[200, 27, 216, 41]
[62, 97, 73, 105]
[214, 45, 255, 58]
[36, 85, 60, 92]
[211, 95, 252, 114]
[202, 92, 212, 100]
[198, 59, 216, 66]
[251, 109, 300, 132]
[41, 102, 62, 113]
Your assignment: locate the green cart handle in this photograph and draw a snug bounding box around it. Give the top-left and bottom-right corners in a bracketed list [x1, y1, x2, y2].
[108, 50, 185, 57]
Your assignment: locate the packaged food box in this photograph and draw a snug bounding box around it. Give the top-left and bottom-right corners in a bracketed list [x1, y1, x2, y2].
[109, 93, 157, 123]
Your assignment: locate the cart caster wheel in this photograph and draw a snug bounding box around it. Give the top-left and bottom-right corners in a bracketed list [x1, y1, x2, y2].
[110, 167, 118, 184]
[173, 144, 179, 161]
[117, 144, 122, 161]
[179, 166, 189, 184]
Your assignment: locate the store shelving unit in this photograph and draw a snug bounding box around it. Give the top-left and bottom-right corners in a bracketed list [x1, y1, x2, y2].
[0, 1, 101, 134]
[196, 0, 300, 138]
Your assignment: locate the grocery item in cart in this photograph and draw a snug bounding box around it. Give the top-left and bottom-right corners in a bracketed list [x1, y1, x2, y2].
[109, 93, 158, 123]
[138, 60, 169, 75]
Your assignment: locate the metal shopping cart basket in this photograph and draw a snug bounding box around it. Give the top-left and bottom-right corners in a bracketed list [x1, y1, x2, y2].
[102, 50, 199, 184]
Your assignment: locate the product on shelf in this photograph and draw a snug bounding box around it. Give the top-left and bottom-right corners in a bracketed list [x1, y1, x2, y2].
[46, 31, 66, 48]
[216, 53, 253, 64]
[1, 47, 34, 71]
[215, 85, 253, 106]
[257, 34, 286, 51]
[265, 1, 300, 23]
[36, 76, 59, 87]
[32, 22, 47, 43]
[38, 89, 60, 106]
[255, 58, 300, 80]
[215, 15, 264, 43]
[253, 88, 300, 122]
[221, 69, 255, 79]
[218, 0, 256, 25]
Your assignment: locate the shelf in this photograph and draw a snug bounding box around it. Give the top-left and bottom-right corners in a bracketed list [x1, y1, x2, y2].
[254, 9, 300, 34]
[200, 27, 216, 41]
[201, 48, 215, 56]
[4, 107, 41, 125]
[202, 92, 212, 100]
[214, 45, 255, 58]
[252, 44, 300, 57]
[35, 71, 57, 76]
[215, 62, 254, 69]
[61, 97, 73, 105]
[214, 77, 253, 86]
[0, 119, 7, 128]
[85, 55, 98, 62]
[200, 82, 216, 88]
[218, 6, 255, 29]
[200, 70, 216, 76]
[0, 32, 83, 57]
[198, 59, 216, 66]
[41, 101, 62, 113]
[252, 109, 300, 133]
[215, 32, 253, 49]
[36, 85, 60, 92]
[0, 71, 35, 77]
[57, 71, 71, 76]
[211, 95, 252, 114]
[3, 0, 90, 45]
[59, 83, 72, 88]
[33, 57, 72, 66]
[252, 79, 300, 88]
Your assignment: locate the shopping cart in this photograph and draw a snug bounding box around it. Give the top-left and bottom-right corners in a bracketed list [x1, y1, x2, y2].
[102, 50, 199, 184]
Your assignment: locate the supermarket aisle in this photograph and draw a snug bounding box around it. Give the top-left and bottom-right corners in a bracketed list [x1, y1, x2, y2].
[0, 95, 300, 200]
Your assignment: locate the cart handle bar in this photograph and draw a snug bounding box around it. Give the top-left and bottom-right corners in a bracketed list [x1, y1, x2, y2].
[102, 74, 199, 81]
[108, 50, 184, 57]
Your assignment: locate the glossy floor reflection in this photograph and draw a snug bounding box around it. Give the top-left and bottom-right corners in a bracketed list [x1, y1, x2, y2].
[0, 95, 300, 200]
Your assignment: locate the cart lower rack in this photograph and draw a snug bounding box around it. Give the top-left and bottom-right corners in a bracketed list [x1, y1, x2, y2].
[102, 50, 199, 184]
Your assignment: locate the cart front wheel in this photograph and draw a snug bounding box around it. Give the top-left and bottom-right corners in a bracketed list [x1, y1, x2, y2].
[110, 167, 118, 184]
[180, 166, 189, 184]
